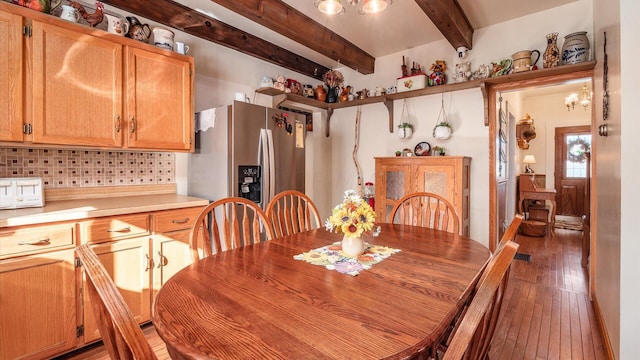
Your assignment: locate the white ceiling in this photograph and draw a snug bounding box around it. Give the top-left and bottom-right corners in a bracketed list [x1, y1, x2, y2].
[178, 0, 579, 67]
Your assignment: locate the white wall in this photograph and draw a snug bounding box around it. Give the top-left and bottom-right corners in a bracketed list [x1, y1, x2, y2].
[150, 0, 594, 247]
[592, 0, 622, 357]
[323, 0, 593, 246]
[618, 0, 640, 358]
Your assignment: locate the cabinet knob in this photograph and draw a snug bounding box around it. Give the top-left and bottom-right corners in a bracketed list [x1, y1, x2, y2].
[171, 218, 190, 224]
[115, 115, 121, 133]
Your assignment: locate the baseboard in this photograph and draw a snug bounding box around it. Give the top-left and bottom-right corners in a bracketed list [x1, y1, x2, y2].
[591, 293, 615, 359]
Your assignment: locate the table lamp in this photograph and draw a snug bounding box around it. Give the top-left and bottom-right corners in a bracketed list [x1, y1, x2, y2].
[522, 155, 536, 173]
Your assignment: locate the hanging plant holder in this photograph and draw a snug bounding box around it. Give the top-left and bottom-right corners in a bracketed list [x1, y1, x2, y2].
[433, 95, 452, 140]
[398, 99, 413, 140]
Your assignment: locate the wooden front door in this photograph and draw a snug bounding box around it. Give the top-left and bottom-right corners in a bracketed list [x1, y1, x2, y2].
[554, 126, 591, 216]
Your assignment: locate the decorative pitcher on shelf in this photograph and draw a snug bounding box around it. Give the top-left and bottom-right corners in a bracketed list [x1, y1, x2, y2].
[543, 32, 560, 68]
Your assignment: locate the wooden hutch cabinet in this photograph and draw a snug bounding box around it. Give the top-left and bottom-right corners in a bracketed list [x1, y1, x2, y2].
[375, 156, 471, 236]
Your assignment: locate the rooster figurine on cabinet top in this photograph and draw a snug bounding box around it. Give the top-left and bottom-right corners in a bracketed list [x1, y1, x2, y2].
[69, 0, 104, 27]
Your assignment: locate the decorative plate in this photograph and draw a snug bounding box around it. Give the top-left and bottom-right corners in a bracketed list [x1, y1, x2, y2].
[414, 142, 431, 156]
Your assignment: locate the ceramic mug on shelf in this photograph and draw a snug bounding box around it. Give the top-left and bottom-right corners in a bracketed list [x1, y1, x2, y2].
[152, 27, 175, 51]
[104, 14, 129, 36]
[175, 41, 190, 55]
[512, 50, 540, 73]
[59, 4, 79, 23]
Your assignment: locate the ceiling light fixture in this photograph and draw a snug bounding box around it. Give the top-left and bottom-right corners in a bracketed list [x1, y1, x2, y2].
[316, 0, 392, 15]
[356, 0, 392, 14]
[315, 0, 345, 15]
[565, 83, 591, 111]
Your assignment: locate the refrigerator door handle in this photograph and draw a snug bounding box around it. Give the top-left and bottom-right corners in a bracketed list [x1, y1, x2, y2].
[259, 129, 270, 207]
[266, 129, 276, 205]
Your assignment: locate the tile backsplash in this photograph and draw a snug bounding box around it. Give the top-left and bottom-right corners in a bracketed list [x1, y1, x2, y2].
[0, 148, 175, 188]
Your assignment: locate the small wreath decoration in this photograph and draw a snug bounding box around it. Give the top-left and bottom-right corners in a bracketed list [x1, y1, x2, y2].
[567, 138, 590, 163]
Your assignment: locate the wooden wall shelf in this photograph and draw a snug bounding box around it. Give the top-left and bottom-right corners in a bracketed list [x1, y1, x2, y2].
[255, 61, 596, 137]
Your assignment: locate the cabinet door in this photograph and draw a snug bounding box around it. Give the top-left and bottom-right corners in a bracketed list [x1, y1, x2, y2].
[0, 10, 23, 142]
[81, 238, 151, 343]
[31, 20, 123, 147]
[0, 250, 77, 360]
[415, 164, 457, 201]
[375, 163, 412, 223]
[152, 229, 192, 296]
[125, 47, 192, 151]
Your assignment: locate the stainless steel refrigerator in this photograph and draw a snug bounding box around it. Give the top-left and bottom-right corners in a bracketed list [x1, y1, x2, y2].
[188, 101, 305, 209]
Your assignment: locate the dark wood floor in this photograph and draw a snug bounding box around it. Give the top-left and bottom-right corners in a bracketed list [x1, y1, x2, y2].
[59, 226, 607, 360]
[488, 227, 607, 360]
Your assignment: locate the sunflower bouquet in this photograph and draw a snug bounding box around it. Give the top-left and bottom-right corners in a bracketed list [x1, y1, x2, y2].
[325, 190, 378, 238]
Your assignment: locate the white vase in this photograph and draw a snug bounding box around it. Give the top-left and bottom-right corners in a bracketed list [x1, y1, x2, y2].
[434, 125, 452, 140]
[341, 235, 365, 257]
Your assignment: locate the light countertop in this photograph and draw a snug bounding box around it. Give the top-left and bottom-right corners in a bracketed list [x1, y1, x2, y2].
[1, 194, 209, 228]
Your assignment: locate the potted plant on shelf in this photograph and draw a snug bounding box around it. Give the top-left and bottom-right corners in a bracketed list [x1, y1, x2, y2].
[432, 121, 452, 140]
[398, 122, 413, 139]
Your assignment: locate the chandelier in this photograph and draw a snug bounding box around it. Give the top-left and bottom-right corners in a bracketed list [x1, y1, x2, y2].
[565, 83, 591, 111]
[314, 0, 392, 15]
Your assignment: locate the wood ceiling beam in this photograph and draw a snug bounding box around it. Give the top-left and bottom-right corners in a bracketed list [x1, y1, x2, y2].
[414, 0, 473, 50]
[206, 0, 375, 74]
[101, 0, 330, 80]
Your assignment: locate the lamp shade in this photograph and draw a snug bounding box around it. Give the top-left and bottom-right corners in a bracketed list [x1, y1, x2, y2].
[522, 155, 536, 164]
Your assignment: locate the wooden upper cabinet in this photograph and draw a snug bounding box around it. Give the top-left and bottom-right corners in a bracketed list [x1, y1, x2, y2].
[0, 10, 24, 142]
[0, 1, 194, 151]
[31, 20, 123, 147]
[125, 47, 193, 151]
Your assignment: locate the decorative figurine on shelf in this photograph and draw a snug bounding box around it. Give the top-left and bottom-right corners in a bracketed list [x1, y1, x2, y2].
[453, 61, 472, 83]
[315, 85, 326, 102]
[339, 86, 350, 102]
[273, 75, 286, 92]
[125, 16, 151, 42]
[323, 70, 344, 103]
[69, 1, 104, 27]
[429, 60, 447, 86]
[473, 64, 491, 80]
[16, 0, 61, 14]
[491, 59, 512, 77]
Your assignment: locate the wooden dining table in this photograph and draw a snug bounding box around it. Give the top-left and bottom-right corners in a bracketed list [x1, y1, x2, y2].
[152, 223, 490, 359]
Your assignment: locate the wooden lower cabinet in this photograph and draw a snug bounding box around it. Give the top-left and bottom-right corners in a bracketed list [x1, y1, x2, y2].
[0, 203, 204, 358]
[0, 249, 77, 360]
[152, 206, 203, 294]
[375, 156, 471, 236]
[81, 237, 152, 343]
[79, 206, 203, 344]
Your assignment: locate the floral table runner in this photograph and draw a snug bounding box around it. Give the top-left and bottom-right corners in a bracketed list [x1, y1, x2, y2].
[293, 242, 401, 276]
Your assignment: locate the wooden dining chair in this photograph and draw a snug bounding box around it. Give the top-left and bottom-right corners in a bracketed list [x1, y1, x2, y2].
[497, 214, 524, 251]
[390, 192, 460, 236]
[189, 197, 274, 262]
[441, 241, 519, 360]
[265, 190, 321, 238]
[75, 244, 158, 360]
